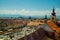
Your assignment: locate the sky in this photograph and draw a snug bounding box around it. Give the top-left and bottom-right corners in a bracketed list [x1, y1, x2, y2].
[0, 0, 60, 18]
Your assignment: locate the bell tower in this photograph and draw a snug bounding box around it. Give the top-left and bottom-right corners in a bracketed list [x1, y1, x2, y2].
[50, 8, 56, 23]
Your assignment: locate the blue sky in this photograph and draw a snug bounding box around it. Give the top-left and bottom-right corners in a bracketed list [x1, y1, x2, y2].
[0, 0, 60, 10]
[0, 0, 60, 17]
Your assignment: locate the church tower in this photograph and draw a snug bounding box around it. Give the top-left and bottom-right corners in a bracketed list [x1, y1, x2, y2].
[45, 14, 47, 22]
[50, 8, 56, 23]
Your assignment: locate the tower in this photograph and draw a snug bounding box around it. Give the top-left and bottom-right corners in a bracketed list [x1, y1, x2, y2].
[45, 14, 47, 22]
[45, 14, 47, 19]
[50, 8, 56, 23]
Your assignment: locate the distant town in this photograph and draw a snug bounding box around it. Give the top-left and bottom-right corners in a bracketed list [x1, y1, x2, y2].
[0, 9, 60, 40]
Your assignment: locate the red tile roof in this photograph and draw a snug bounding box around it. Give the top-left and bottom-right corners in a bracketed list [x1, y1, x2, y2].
[18, 28, 47, 40]
[47, 20, 60, 40]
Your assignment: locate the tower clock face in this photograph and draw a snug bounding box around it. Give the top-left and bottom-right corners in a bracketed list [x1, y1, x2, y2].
[52, 17, 54, 20]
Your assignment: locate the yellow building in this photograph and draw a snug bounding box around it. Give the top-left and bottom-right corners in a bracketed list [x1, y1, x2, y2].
[50, 9, 56, 23]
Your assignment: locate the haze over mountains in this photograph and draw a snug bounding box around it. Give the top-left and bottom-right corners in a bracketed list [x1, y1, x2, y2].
[0, 8, 60, 19]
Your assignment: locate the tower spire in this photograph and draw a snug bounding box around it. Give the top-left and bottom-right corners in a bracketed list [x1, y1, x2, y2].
[52, 8, 56, 16]
[53, 8, 55, 12]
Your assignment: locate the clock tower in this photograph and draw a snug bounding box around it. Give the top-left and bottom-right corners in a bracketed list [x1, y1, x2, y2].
[50, 8, 56, 23]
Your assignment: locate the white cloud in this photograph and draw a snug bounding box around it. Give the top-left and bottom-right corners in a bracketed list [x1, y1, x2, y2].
[0, 8, 60, 16]
[55, 8, 60, 15]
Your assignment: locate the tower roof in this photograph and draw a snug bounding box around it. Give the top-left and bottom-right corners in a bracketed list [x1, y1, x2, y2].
[51, 8, 56, 16]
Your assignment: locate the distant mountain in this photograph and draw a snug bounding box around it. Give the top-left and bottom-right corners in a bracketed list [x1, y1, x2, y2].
[0, 14, 60, 19]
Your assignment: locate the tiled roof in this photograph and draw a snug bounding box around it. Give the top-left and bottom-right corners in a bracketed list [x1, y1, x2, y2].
[18, 28, 47, 40]
[47, 20, 60, 34]
[47, 20, 60, 40]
